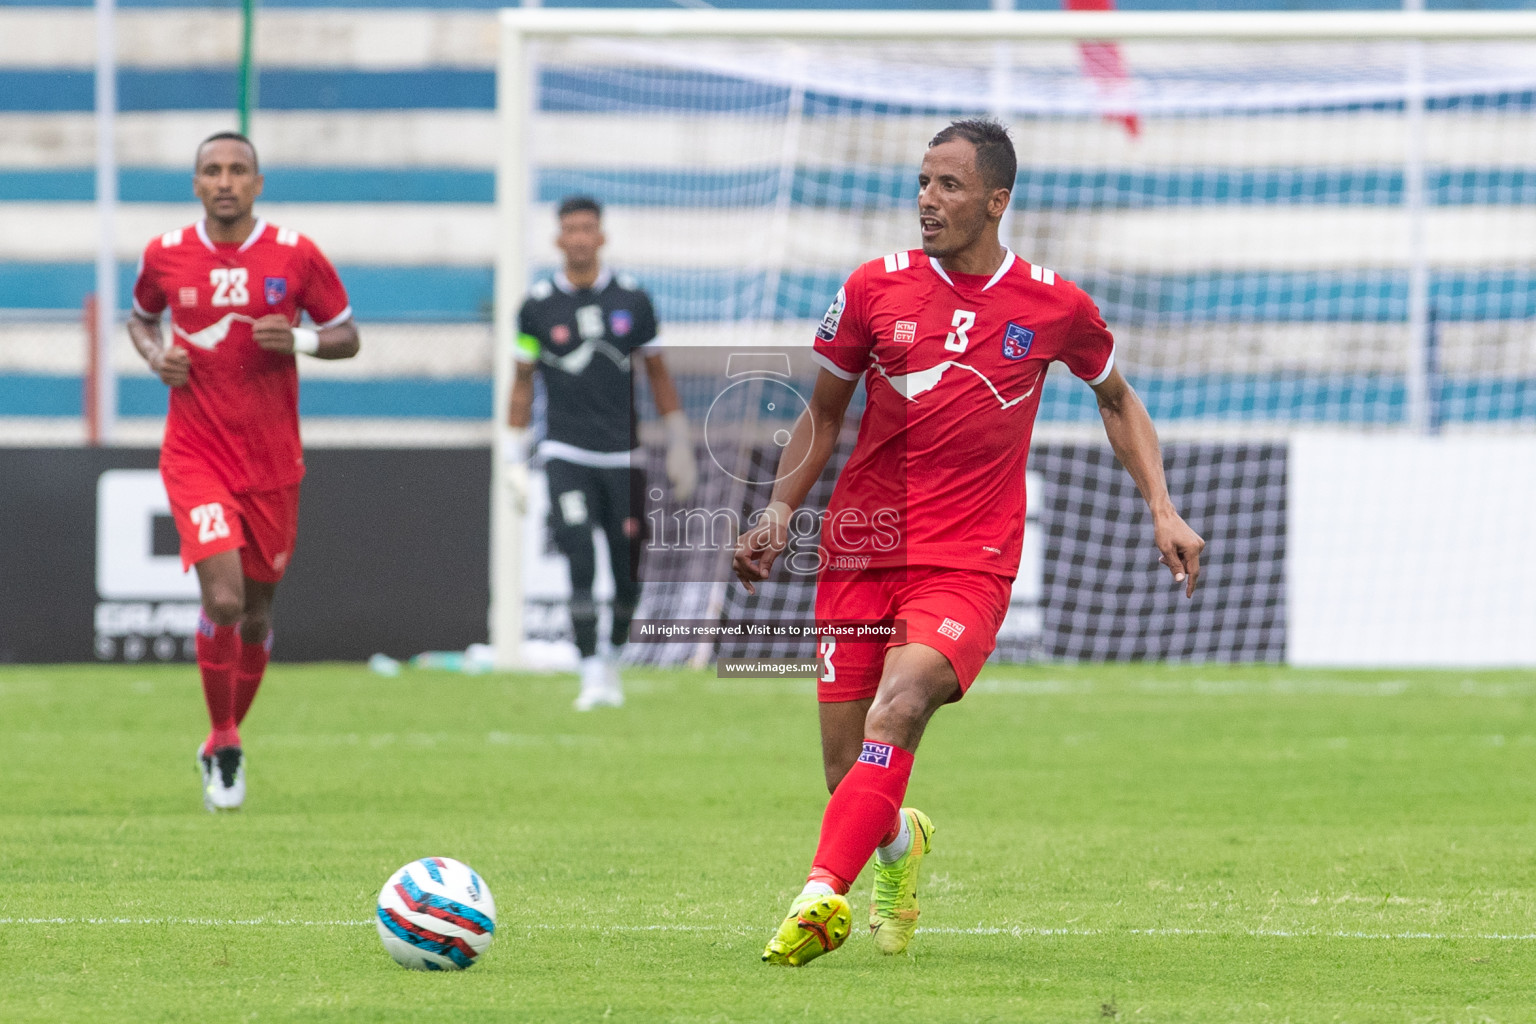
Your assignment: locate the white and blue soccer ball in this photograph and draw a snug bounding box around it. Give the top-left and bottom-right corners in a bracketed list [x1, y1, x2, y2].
[375, 857, 497, 970]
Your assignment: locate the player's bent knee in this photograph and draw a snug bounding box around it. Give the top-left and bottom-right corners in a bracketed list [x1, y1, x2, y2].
[202, 594, 243, 627]
[865, 691, 928, 738]
[865, 674, 951, 747]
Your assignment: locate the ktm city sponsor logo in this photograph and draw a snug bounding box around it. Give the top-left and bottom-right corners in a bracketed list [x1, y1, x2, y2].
[859, 741, 894, 768]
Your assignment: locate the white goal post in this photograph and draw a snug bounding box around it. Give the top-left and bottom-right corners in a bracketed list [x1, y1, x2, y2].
[491, 10, 1536, 670]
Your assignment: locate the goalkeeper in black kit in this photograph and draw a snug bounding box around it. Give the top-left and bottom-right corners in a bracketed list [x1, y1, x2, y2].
[505, 195, 697, 710]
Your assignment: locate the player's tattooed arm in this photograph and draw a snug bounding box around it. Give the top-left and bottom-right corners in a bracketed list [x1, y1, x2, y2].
[1091, 366, 1206, 597]
[127, 312, 189, 388]
[732, 368, 858, 593]
[252, 314, 360, 359]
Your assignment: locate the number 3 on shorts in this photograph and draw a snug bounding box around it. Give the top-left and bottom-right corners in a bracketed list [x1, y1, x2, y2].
[819, 638, 836, 683]
[189, 501, 231, 544]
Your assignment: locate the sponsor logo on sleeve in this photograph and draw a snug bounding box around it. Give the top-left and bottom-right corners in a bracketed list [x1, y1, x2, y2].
[816, 288, 847, 342]
[937, 617, 966, 640]
[894, 320, 917, 344]
[858, 741, 893, 768]
[609, 309, 633, 337]
[263, 277, 287, 305]
[1002, 322, 1035, 360]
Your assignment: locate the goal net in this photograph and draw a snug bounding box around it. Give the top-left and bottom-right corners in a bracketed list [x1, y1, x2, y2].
[493, 12, 1536, 668]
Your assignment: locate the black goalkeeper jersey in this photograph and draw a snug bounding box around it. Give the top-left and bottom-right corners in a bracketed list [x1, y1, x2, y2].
[516, 269, 658, 459]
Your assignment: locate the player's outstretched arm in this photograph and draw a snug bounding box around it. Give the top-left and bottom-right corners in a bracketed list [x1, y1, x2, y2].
[731, 368, 858, 594]
[127, 312, 189, 388]
[252, 315, 359, 360]
[1091, 366, 1205, 597]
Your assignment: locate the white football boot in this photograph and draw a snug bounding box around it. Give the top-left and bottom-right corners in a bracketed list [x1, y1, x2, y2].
[600, 652, 626, 708]
[573, 655, 610, 711]
[201, 745, 246, 812]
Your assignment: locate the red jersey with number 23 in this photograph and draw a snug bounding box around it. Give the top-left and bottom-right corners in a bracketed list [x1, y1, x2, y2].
[812, 248, 1115, 577]
[132, 218, 352, 492]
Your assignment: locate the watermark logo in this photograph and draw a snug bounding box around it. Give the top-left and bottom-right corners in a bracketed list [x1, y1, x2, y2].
[703, 353, 810, 487]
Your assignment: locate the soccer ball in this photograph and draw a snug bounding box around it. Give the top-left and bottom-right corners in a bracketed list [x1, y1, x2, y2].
[375, 857, 497, 970]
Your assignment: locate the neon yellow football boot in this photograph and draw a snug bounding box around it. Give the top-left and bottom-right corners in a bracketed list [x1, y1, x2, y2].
[868, 808, 935, 955]
[761, 891, 852, 966]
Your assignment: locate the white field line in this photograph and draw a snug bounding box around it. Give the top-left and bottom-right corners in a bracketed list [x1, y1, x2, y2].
[3, 917, 1534, 941]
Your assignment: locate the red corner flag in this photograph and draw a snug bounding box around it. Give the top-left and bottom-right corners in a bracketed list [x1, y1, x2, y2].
[1066, 0, 1140, 137]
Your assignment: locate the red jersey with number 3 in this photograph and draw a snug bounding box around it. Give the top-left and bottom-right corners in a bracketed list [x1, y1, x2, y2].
[132, 218, 352, 492]
[811, 248, 1115, 577]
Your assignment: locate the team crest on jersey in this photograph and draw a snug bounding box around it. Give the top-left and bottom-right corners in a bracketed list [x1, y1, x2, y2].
[609, 309, 633, 337]
[816, 288, 846, 342]
[178, 287, 198, 307]
[894, 320, 917, 344]
[264, 277, 287, 305]
[551, 324, 571, 345]
[1002, 322, 1035, 360]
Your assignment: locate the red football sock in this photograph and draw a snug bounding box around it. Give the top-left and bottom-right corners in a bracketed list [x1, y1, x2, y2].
[234, 630, 272, 726]
[807, 740, 915, 894]
[196, 614, 240, 753]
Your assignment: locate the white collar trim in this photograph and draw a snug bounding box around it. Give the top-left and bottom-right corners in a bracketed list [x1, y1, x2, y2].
[983, 249, 1016, 291]
[929, 248, 1015, 291]
[196, 217, 267, 253]
[555, 266, 612, 295]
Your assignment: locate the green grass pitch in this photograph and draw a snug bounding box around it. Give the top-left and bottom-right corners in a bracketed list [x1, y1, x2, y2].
[2, 662, 1534, 1022]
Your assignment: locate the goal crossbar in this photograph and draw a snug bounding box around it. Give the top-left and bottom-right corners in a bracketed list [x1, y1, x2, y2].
[498, 9, 1536, 43]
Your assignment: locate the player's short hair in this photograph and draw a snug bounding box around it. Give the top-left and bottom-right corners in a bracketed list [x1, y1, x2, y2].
[196, 131, 259, 172]
[557, 195, 602, 221]
[928, 119, 1016, 194]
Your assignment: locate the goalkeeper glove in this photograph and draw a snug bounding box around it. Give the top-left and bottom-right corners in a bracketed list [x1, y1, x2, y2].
[663, 410, 698, 503]
[502, 427, 531, 514]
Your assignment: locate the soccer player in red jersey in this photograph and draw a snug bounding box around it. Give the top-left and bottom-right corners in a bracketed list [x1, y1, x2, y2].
[734, 119, 1205, 965]
[127, 132, 359, 812]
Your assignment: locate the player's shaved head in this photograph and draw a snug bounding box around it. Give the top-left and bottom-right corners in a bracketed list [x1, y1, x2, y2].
[196, 131, 259, 172]
[928, 119, 1016, 194]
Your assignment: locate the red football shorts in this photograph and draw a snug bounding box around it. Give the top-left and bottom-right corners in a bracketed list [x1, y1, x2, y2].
[162, 468, 300, 583]
[813, 565, 1013, 703]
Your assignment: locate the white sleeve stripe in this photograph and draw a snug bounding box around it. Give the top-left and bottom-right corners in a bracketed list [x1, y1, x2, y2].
[810, 349, 861, 381]
[1083, 347, 1116, 387]
[315, 305, 353, 329]
[883, 253, 898, 273]
[131, 298, 159, 320]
